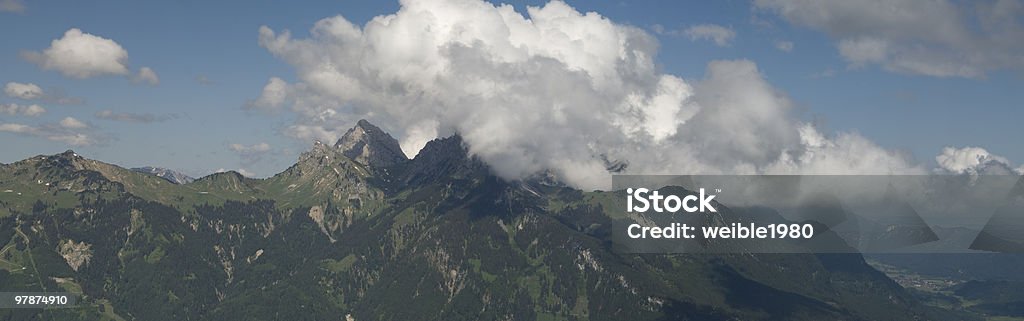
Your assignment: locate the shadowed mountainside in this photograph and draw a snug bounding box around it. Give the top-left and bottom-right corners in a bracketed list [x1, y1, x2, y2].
[0, 120, 958, 320]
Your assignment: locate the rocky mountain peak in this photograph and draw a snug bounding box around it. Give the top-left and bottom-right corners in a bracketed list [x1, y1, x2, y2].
[292, 140, 344, 175]
[398, 133, 491, 186]
[40, 149, 88, 171]
[131, 166, 195, 184]
[412, 134, 468, 164]
[334, 119, 408, 168]
[308, 140, 334, 155]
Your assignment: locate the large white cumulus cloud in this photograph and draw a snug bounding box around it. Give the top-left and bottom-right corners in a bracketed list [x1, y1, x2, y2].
[254, 0, 922, 189]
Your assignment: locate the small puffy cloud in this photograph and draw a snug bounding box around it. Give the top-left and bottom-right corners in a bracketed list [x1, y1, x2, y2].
[255, 0, 921, 190]
[837, 37, 888, 67]
[48, 133, 94, 146]
[774, 40, 794, 52]
[45, 90, 83, 105]
[23, 28, 158, 83]
[229, 142, 271, 153]
[0, 0, 25, 13]
[245, 77, 289, 110]
[285, 124, 345, 146]
[59, 117, 88, 129]
[810, 67, 837, 79]
[3, 82, 83, 104]
[196, 75, 215, 85]
[653, 23, 736, 47]
[683, 24, 736, 46]
[23, 28, 131, 78]
[133, 67, 160, 85]
[0, 120, 97, 146]
[215, 168, 255, 178]
[650, 24, 667, 34]
[229, 142, 272, 165]
[0, 103, 46, 117]
[935, 146, 1022, 175]
[0, 123, 33, 133]
[4, 82, 43, 99]
[23, 105, 46, 116]
[755, 0, 1024, 78]
[95, 110, 175, 123]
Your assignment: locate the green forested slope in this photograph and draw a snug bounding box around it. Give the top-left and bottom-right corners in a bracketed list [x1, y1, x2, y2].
[0, 127, 955, 320]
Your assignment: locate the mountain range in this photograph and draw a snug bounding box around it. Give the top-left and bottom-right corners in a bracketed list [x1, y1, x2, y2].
[0, 120, 966, 320]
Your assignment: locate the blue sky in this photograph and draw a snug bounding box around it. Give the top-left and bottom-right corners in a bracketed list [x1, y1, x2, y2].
[1, 0, 1022, 179]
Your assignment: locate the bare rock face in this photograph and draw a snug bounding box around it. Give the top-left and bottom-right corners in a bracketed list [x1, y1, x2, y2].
[131, 166, 195, 184]
[58, 239, 93, 272]
[334, 119, 408, 168]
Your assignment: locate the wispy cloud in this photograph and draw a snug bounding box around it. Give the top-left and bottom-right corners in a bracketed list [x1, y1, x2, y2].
[229, 142, 271, 153]
[229, 142, 272, 165]
[0, 119, 99, 146]
[195, 75, 215, 86]
[244, 77, 288, 111]
[214, 168, 255, 177]
[0, 0, 25, 13]
[756, 0, 1024, 78]
[774, 40, 794, 52]
[0, 103, 46, 117]
[59, 117, 88, 129]
[809, 67, 837, 79]
[682, 24, 736, 46]
[95, 110, 176, 123]
[652, 23, 737, 47]
[133, 67, 160, 86]
[4, 82, 42, 99]
[4, 82, 85, 105]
